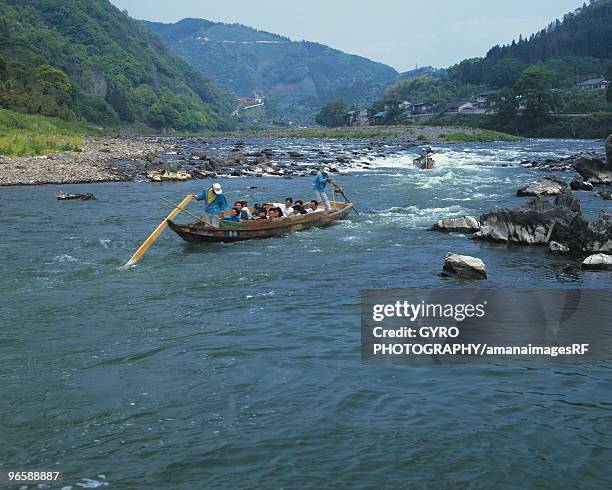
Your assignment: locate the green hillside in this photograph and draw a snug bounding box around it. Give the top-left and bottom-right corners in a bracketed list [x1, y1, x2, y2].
[142, 18, 398, 123]
[376, 0, 612, 137]
[0, 0, 235, 131]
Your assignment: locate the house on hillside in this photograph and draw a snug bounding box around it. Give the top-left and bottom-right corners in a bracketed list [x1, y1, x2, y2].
[348, 109, 369, 126]
[371, 111, 387, 124]
[399, 100, 413, 110]
[447, 101, 475, 113]
[578, 77, 609, 91]
[475, 90, 498, 111]
[411, 102, 436, 115]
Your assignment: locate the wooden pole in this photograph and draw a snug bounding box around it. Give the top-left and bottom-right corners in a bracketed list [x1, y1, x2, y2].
[160, 197, 210, 224]
[332, 183, 360, 215]
[123, 194, 195, 267]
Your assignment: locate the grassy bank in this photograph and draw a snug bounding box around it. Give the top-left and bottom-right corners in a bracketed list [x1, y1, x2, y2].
[427, 112, 612, 139]
[439, 130, 522, 142]
[0, 109, 101, 156]
[206, 125, 522, 143]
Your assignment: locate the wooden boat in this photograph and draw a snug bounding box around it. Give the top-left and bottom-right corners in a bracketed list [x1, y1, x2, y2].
[168, 201, 354, 243]
[413, 156, 436, 170]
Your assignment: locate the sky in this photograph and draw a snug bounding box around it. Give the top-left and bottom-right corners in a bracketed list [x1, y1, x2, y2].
[110, 0, 584, 72]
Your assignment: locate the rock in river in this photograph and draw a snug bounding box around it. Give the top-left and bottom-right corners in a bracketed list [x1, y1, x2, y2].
[595, 191, 612, 200]
[56, 191, 96, 200]
[582, 253, 612, 271]
[574, 153, 612, 185]
[430, 216, 480, 233]
[549, 241, 570, 253]
[474, 188, 581, 245]
[570, 176, 594, 191]
[442, 253, 487, 280]
[147, 169, 192, 182]
[516, 176, 568, 197]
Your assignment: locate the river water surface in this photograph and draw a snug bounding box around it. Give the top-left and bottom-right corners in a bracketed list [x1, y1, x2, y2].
[1, 139, 611, 488]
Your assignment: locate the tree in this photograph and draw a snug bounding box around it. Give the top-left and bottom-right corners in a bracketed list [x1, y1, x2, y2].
[491, 89, 520, 134]
[513, 66, 558, 127]
[315, 101, 350, 127]
[34, 65, 74, 105]
[487, 59, 525, 88]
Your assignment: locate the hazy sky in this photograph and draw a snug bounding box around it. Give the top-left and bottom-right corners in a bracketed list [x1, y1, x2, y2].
[110, 0, 584, 72]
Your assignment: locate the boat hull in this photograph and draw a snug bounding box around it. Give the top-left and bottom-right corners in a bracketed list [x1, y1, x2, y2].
[168, 202, 353, 243]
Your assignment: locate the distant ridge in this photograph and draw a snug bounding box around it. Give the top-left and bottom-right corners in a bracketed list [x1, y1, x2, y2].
[142, 18, 399, 122]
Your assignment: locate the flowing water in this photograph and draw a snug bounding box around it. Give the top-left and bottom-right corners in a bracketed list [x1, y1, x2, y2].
[1, 139, 611, 488]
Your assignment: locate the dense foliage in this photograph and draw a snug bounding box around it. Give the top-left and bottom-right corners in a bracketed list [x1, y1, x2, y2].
[372, 0, 612, 137]
[0, 0, 235, 130]
[143, 18, 398, 124]
[315, 101, 351, 127]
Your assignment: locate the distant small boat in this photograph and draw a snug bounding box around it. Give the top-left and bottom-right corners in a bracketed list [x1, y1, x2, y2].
[413, 156, 435, 170]
[168, 201, 353, 243]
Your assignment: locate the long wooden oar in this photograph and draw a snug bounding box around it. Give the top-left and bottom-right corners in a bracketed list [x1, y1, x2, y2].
[123, 194, 195, 268]
[332, 183, 360, 215]
[160, 197, 209, 224]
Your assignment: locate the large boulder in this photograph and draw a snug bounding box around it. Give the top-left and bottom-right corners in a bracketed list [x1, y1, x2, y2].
[430, 216, 480, 233]
[442, 253, 487, 280]
[549, 211, 612, 253]
[549, 241, 570, 253]
[574, 153, 612, 185]
[147, 169, 192, 182]
[474, 189, 580, 245]
[56, 191, 96, 201]
[517, 176, 568, 197]
[570, 176, 594, 191]
[582, 253, 612, 271]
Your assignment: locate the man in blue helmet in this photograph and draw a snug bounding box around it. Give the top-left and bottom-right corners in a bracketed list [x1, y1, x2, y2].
[312, 167, 335, 211]
[193, 182, 229, 216]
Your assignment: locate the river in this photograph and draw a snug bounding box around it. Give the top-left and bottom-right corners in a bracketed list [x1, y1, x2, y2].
[1, 138, 610, 488]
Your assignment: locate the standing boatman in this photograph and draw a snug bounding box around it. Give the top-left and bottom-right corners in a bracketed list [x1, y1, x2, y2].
[312, 167, 335, 211]
[193, 182, 229, 216]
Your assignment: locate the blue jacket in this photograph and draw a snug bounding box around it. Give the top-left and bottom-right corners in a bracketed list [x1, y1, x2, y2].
[196, 189, 229, 215]
[312, 171, 329, 191]
[222, 215, 240, 222]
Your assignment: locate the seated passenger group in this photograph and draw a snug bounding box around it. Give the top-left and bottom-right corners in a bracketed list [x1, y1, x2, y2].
[222, 197, 322, 222]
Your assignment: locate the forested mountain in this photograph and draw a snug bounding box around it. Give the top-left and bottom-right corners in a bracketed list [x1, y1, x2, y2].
[386, 0, 612, 103]
[142, 18, 398, 123]
[0, 0, 235, 130]
[449, 0, 612, 87]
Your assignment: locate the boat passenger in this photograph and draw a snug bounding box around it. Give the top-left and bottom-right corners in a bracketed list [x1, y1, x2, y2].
[295, 200, 304, 207]
[269, 207, 284, 219]
[194, 183, 229, 216]
[292, 204, 307, 215]
[312, 167, 335, 211]
[306, 200, 319, 213]
[282, 198, 293, 216]
[235, 201, 251, 220]
[254, 209, 268, 219]
[222, 207, 241, 222]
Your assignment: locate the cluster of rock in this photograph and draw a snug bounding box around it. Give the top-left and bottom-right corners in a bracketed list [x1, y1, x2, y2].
[520, 134, 612, 179]
[432, 187, 612, 272]
[0, 135, 420, 186]
[102, 137, 421, 183]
